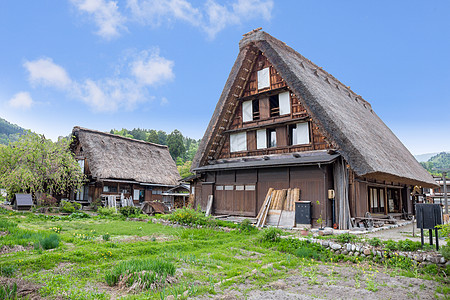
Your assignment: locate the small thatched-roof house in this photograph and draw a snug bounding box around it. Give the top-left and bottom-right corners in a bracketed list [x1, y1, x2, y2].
[190, 30, 437, 229]
[71, 126, 180, 205]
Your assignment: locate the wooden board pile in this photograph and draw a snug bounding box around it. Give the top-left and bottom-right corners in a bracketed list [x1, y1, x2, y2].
[256, 188, 300, 227]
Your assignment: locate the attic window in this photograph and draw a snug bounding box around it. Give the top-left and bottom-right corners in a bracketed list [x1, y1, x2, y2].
[257, 67, 270, 90]
[256, 129, 266, 149]
[230, 132, 247, 152]
[269, 95, 279, 117]
[269, 92, 290, 117]
[289, 122, 310, 145]
[267, 128, 277, 148]
[243, 99, 260, 123]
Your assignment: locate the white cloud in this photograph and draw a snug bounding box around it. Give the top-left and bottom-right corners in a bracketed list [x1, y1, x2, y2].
[24, 58, 72, 89]
[71, 0, 126, 39]
[23, 50, 173, 113]
[126, 0, 274, 38]
[160, 97, 169, 106]
[8, 92, 33, 109]
[130, 49, 175, 86]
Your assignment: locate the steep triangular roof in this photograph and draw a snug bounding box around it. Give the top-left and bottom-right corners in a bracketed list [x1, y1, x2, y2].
[193, 30, 436, 187]
[72, 127, 180, 185]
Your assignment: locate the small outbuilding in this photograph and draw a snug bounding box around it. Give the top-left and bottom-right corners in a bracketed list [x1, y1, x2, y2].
[11, 193, 33, 211]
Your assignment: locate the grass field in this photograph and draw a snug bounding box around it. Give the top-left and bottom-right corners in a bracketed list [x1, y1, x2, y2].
[0, 207, 449, 299]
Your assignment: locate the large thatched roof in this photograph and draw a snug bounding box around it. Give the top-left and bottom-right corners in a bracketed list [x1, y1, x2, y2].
[193, 30, 436, 188]
[72, 127, 180, 186]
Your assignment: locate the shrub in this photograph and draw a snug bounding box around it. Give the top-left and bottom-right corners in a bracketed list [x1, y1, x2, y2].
[90, 198, 102, 211]
[239, 219, 256, 233]
[68, 211, 90, 219]
[259, 227, 282, 243]
[98, 207, 117, 216]
[0, 283, 18, 300]
[60, 200, 81, 213]
[295, 245, 322, 260]
[105, 258, 175, 288]
[367, 237, 383, 247]
[440, 245, 450, 261]
[0, 265, 15, 277]
[335, 232, 359, 244]
[167, 207, 217, 227]
[38, 194, 57, 207]
[39, 233, 60, 250]
[119, 206, 142, 217]
[397, 239, 421, 252]
[102, 233, 111, 242]
[384, 239, 398, 251]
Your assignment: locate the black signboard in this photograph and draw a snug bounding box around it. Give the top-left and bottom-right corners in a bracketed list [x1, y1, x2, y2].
[415, 203, 442, 250]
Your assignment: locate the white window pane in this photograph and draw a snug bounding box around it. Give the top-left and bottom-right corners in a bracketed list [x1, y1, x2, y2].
[225, 185, 234, 191]
[296, 122, 310, 145]
[243, 100, 253, 122]
[133, 190, 140, 200]
[230, 132, 247, 152]
[236, 185, 244, 191]
[279, 92, 290, 115]
[257, 67, 270, 89]
[245, 185, 256, 191]
[257, 129, 267, 149]
[380, 189, 385, 208]
[78, 159, 85, 172]
[216, 186, 223, 191]
[270, 131, 277, 147]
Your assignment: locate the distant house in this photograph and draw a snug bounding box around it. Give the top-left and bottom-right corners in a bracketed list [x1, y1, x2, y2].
[70, 127, 181, 206]
[190, 30, 437, 229]
[424, 175, 450, 205]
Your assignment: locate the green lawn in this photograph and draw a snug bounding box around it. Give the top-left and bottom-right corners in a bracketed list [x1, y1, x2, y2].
[0, 208, 448, 299]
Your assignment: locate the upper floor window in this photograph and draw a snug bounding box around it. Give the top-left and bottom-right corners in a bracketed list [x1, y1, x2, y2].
[230, 132, 247, 152]
[267, 128, 277, 148]
[269, 91, 290, 117]
[289, 122, 310, 145]
[257, 67, 270, 90]
[242, 99, 260, 122]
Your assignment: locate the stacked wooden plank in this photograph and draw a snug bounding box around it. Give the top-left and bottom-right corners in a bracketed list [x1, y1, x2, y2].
[256, 188, 300, 227]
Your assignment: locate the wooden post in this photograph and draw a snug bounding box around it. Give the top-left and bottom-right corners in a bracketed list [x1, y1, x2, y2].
[443, 172, 448, 214]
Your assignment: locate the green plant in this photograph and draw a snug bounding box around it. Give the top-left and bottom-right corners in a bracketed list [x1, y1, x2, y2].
[260, 227, 282, 243]
[239, 219, 256, 233]
[316, 200, 324, 228]
[97, 207, 117, 216]
[335, 233, 359, 244]
[119, 206, 142, 217]
[0, 265, 15, 277]
[384, 239, 398, 251]
[166, 207, 217, 227]
[440, 245, 450, 260]
[68, 211, 90, 219]
[0, 283, 18, 300]
[105, 258, 176, 289]
[367, 237, 382, 247]
[60, 200, 81, 213]
[102, 233, 111, 241]
[38, 194, 57, 207]
[90, 198, 102, 211]
[39, 233, 60, 250]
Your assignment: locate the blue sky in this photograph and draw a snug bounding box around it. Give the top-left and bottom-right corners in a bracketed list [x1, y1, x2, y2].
[0, 0, 449, 155]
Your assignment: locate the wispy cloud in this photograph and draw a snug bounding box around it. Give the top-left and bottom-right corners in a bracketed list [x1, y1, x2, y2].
[71, 0, 273, 40]
[71, 0, 126, 39]
[160, 97, 169, 106]
[24, 58, 72, 89]
[8, 92, 34, 109]
[23, 49, 174, 112]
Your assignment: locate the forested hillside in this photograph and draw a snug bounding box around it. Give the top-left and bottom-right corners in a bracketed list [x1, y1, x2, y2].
[420, 152, 450, 176]
[110, 128, 200, 178]
[0, 117, 26, 145]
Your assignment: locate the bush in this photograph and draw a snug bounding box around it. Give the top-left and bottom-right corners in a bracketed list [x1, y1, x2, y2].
[98, 207, 117, 216]
[259, 227, 282, 243]
[440, 245, 450, 260]
[102, 233, 111, 241]
[90, 198, 102, 211]
[68, 211, 90, 219]
[60, 200, 81, 213]
[397, 239, 421, 252]
[105, 258, 175, 288]
[367, 237, 383, 247]
[239, 219, 256, 233]
[119, 206, 142, 217]
[38, 194, 57, 207]
[39, 233, 60, 250]
[335, 232, 359, 244]
[0, 265, 15, 277]
[384, 239, 398, 251]
[167, 207, 217, 227]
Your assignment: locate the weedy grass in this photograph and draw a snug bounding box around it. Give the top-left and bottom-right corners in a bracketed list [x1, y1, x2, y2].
[0, 209, 448, 299]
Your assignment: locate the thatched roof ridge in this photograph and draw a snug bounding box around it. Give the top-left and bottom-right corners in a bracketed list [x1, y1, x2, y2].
[193, 31, 436, 187]
[72, 126, 180, 185]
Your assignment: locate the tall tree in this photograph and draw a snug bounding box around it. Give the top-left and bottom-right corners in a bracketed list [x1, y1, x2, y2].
[147, 130, 159, 144]
[0, 133, 85, 197]
[157, 130, 167, 145]
[167, 129, 185, 161]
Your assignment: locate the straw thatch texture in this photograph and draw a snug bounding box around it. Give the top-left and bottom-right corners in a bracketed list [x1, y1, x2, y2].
[72, 127, 180, 185]
[193, 31, 436, 188]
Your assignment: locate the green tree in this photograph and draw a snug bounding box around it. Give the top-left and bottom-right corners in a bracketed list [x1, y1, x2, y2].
[177, 161, 193, 178]
[147, 130, 159, 144]
[129, 128, 148, 141]
[111, 128, 134, 139]
[0, 132, 85, 197]
[167, 129, 185, 161]
[157, 130, 167, 145]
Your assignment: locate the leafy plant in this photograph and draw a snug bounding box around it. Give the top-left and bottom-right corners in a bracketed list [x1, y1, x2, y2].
[0, 283, 18, 300]
[90, 198, 102, 211]
[239, 219, 256, 233]
[60, 200, 81, 213]
[39, 233, 60, 250]
[97, 207, 117, 216]
[166, 207, 217, 227]
[259, 227, 282, 243]
[367, 237, 382, 247]
[102, 233, 111, 241]
[38, 194, 57, 207]
[0, 265, 15, 277]
[119, 206, 142, 217]
[335, 233, 359, 244]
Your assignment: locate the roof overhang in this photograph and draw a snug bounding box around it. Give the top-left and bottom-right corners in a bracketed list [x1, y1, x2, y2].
[194, 153, 340, 172]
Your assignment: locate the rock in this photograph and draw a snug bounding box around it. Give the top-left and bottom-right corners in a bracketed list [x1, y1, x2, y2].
[217, 265, 223, 269]
[342, 250, 348, 255]
[348, 251, 353, 256]
[354, 252, 360, 257]
[445, 261, 450, 267]
[355, 246, 360, 253]
[376, 251, 382, 257]
[183, 291, 189, 298]
[270, 280, 287, 290]
[331, 243, 342, 250]
[363, 248, 371, 256]
[426, 255, 433, 262]
[431, 257, 441, 264]
[413, 255, 423, 262]
[322, 241, 329, 247]
[360, 254, 366, 258]
[166, 296, 175, 300]
[346, 244, 352, 252]
[251, 269, 257, 275]
[351, 244, 356, 252]
[440, 257, 446, 264]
